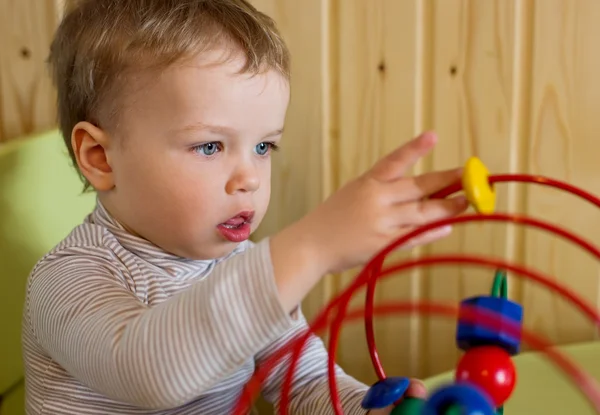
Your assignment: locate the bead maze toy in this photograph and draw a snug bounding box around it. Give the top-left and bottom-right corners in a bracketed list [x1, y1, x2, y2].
[235, 156, 600, 414]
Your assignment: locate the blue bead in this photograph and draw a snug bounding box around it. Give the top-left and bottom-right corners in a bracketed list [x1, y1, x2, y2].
[456, 295, 523, 355]
[361, 377, 410, 409]
[422, 382, 496, 415]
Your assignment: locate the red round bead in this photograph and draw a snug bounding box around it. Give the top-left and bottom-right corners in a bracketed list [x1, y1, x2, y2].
[455, 345, 516, 406]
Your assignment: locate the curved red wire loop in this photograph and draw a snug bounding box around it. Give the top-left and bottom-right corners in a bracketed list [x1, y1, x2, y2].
[232, 173, 600, 414]
[233, 298, 600, 414]
[364, 213, 600, 381]
[351, 301, 600, 410]
[233, 254, 600, 415]
[326, 254, 600, 414]
[364, 173, 600, 382]
[430, 173, 600, 208]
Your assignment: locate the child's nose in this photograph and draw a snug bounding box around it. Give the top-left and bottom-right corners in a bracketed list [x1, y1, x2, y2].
[225, 164, 260, 194]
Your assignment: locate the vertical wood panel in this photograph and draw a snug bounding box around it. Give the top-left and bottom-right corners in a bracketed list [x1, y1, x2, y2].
[522, 0, 600, 346]
[424, 0, 526, 376]
[0, 0, 61, 142]
[334, 0, 427, 382]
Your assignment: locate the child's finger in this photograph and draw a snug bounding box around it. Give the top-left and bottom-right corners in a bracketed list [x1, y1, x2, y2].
[390, 167, 463, 203]
[369, 132, 438, 182]
[390, 195, 469, 228]
[396, 225, 453, 250]
[405, 378, 427, 398]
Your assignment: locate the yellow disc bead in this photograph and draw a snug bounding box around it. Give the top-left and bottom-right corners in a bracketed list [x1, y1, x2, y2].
[462, 156, 496, 214]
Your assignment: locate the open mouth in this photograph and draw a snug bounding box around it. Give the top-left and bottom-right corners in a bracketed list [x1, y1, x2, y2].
[220, 211, 254, 229]
[221, 221, 247, 229]
[217, 211, 255, 242]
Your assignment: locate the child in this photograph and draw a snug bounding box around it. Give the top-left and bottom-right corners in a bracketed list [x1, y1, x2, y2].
[22, 0, 468, 413]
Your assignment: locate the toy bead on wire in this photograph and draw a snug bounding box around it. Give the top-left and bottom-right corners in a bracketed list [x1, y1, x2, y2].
[454, 270, 520, 414]
[358, 158, 515, 414]
[462, 156, 496, 214]
[427, 158, 520, 415]
[365, 157, 521, 415]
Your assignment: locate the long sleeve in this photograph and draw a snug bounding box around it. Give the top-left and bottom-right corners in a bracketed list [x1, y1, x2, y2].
[25, 238, 294, 410]
[257, 309, 369, 414]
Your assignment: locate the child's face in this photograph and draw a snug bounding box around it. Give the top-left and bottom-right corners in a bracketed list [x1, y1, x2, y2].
[99, 48, 290, 259]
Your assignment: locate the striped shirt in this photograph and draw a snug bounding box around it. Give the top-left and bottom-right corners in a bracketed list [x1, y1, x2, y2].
[22, 201, 369, 414]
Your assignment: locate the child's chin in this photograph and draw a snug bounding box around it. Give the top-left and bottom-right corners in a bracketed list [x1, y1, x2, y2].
[183, 241, 241, 261]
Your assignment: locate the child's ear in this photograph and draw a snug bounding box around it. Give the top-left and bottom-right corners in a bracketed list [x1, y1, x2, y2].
[71, 121, 115, 191]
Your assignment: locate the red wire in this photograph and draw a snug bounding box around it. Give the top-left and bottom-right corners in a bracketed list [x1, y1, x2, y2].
[328, 254, 600, 414]
[364, 213, 600, 381]
[233, 298, 600, 414]
[430, 173, 600, 209]
[355, 302, 600, 411]
[232, 173, 600, 414]
[233, 253, 600, 414]
[363, 173, 600, 382]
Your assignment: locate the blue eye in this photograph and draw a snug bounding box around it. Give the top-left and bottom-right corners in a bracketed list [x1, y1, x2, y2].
[194, 142, 221, 156]
[255, 142, 278, 156]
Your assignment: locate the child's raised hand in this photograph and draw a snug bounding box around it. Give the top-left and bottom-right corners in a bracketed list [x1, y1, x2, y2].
[270, 131, 468, 312]
[300, 131, 468, 274]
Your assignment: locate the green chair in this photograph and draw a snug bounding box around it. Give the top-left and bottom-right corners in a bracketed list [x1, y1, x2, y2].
[0, 130, 96, 415]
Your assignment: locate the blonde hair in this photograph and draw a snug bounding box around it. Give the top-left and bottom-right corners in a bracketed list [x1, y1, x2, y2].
[48, 0, 290, 189]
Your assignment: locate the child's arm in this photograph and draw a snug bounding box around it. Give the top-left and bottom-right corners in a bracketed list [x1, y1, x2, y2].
[26, 239, 295, 410]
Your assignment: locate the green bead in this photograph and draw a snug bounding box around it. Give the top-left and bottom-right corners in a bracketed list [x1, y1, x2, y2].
[443, 405, 463, 415]
[390, 397, 425, 414]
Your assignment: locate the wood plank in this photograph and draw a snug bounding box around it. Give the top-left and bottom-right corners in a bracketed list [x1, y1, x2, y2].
[0, 0, 60, 142]
[333, 0, 426, 383]
[522, 0, 600, 347]
[424, 0, 528, 376]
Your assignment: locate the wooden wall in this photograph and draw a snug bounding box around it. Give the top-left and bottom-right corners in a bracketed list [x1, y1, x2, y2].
[250, 0, 600, 386]
[3, 0, 600, 393]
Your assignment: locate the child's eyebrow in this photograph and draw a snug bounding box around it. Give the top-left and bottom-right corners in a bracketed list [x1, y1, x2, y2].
[177, 122, 234, 135]
[176, 122, 284, 138]
[264, 128, 284, 138]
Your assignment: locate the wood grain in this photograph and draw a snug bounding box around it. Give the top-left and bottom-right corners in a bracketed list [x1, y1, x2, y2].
[333, 0, 428, 382]
[0, 0, 60, 142]
[423, 0, 528, 376]
[522, 0, 600, 346]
